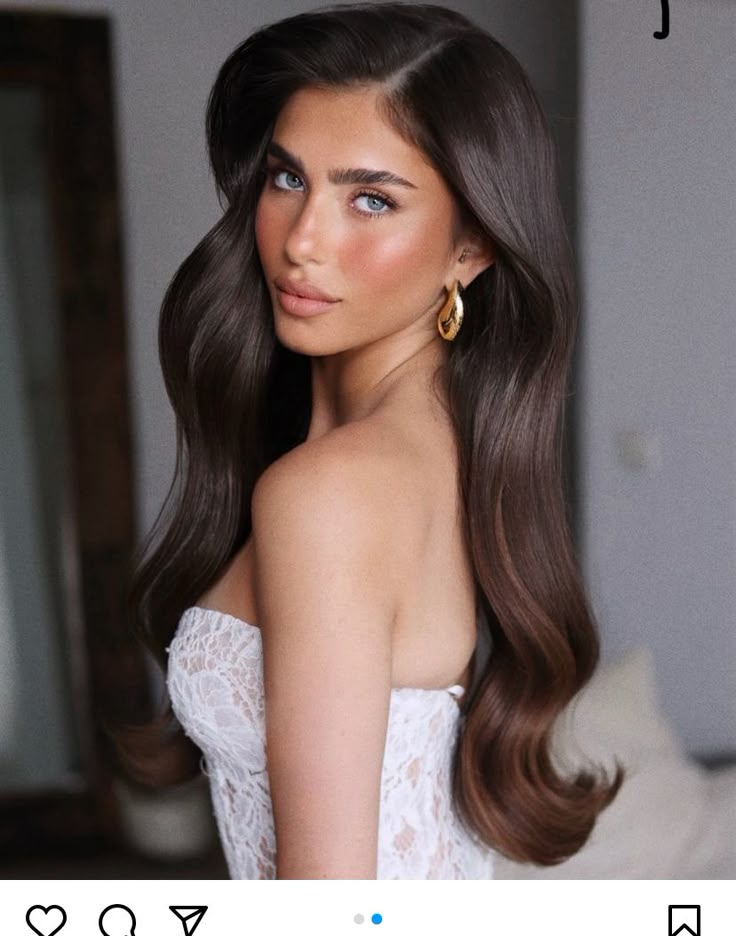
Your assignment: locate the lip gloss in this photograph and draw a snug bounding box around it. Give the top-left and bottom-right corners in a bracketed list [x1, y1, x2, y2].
[276, 287, 340, 317]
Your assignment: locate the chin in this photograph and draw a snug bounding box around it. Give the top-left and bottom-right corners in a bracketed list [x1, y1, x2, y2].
[274, 316, 336, 356]
[276, 319, 370, 359]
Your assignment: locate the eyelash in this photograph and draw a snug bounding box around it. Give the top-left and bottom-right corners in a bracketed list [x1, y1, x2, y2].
[261, 165, 397, 218]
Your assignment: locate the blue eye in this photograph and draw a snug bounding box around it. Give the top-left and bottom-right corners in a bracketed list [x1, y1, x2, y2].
[354, 192, 392, 215]
[271, 169, 303, 190]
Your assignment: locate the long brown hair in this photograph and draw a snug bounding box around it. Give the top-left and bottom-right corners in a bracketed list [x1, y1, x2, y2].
[116, 1, 623, 865]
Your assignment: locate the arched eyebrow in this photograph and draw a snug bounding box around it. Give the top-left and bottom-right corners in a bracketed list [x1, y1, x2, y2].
[266, 141, 418, 189]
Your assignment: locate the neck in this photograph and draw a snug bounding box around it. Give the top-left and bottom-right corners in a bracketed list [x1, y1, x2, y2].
[306, 332, 448, 439]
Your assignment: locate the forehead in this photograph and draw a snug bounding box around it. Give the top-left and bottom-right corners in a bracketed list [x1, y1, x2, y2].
[271, 85, 440, 183]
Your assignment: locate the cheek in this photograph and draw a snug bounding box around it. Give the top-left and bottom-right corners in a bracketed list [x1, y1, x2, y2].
[343, 224, 440, 292]
[254, 195, 280, 262]
[254, 198, 267, 248]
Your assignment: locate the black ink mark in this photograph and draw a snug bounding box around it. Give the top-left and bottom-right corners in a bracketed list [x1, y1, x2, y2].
[654, 0, 670, 39]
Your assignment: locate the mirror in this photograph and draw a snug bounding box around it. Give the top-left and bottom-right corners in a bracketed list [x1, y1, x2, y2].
[0, 10, 145, 858]
[0, 85, 85, 793]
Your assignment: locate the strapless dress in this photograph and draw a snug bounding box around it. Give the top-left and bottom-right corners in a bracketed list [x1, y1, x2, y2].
[166, 605, 495, 879]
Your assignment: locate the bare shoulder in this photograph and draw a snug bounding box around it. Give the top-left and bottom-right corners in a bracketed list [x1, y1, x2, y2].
[251, 420, 421, 576]
[253, 417, 418, 493]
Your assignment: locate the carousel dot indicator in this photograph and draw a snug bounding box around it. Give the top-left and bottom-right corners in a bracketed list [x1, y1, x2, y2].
[371, 913, 383, 924]
[354, 914, 365, 924]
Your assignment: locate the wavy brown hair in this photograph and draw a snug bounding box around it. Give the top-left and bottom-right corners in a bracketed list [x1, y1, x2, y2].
[115, 1, 623, 865]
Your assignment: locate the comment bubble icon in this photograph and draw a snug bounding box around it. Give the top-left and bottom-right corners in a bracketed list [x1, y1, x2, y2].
[99, 904, 136, 936]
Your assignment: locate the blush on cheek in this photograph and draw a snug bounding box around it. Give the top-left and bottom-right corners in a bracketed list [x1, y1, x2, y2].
[254, 194, 284, 259]
[357, 231, 436, 286]
[254, 198, 269, 256]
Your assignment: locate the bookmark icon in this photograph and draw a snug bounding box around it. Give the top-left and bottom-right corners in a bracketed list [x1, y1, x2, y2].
[170, 906, 208, 936]
[669, 905, 700, 936]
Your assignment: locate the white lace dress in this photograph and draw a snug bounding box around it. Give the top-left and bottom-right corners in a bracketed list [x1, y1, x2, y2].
[166, 606, 495, 879]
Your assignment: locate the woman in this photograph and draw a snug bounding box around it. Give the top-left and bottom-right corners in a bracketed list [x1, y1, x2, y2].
[120, 1, 623, 879]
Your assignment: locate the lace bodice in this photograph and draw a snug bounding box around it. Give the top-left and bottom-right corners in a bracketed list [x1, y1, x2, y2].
[166, 606, 495, 879]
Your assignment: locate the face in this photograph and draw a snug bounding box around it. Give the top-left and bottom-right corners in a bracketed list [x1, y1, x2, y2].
[254, 84, 465, 356]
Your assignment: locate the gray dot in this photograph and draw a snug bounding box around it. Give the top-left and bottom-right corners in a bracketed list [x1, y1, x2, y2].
[354, 914, 365, 924]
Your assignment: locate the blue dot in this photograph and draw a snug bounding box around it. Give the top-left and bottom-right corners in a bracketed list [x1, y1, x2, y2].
[371, 913, 382, 924]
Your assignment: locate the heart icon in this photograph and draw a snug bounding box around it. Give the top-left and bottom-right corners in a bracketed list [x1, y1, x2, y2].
[26, 905, 67, 936]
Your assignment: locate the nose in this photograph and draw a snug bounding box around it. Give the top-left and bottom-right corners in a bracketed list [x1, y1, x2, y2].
[282, 190, 331, 265]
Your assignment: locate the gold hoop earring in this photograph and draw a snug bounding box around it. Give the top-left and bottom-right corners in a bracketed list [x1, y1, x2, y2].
[437, 280, 464, 341]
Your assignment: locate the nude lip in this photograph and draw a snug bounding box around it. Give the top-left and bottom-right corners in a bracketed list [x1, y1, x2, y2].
[275, 286, 340, 317]
[274, 276, 338, 301]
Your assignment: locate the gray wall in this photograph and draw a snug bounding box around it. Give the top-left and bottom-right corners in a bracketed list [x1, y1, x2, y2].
[577, 0, 736, 756]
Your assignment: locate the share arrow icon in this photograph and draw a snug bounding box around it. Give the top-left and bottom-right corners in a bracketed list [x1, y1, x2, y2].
[169, 906, 208, 936]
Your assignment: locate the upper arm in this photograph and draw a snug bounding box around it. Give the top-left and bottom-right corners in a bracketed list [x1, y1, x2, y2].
[250, 444, 397, 879]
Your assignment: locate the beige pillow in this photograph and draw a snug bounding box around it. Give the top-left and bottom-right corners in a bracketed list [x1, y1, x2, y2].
[493, 646, 712, 879]
[551, 645, 682, 770]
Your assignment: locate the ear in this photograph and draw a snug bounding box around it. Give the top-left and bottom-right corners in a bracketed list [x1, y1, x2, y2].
[453, 230, 495, 288]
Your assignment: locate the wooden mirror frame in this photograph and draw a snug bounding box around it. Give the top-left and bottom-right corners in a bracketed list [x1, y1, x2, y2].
[0, 11, 146, 861]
